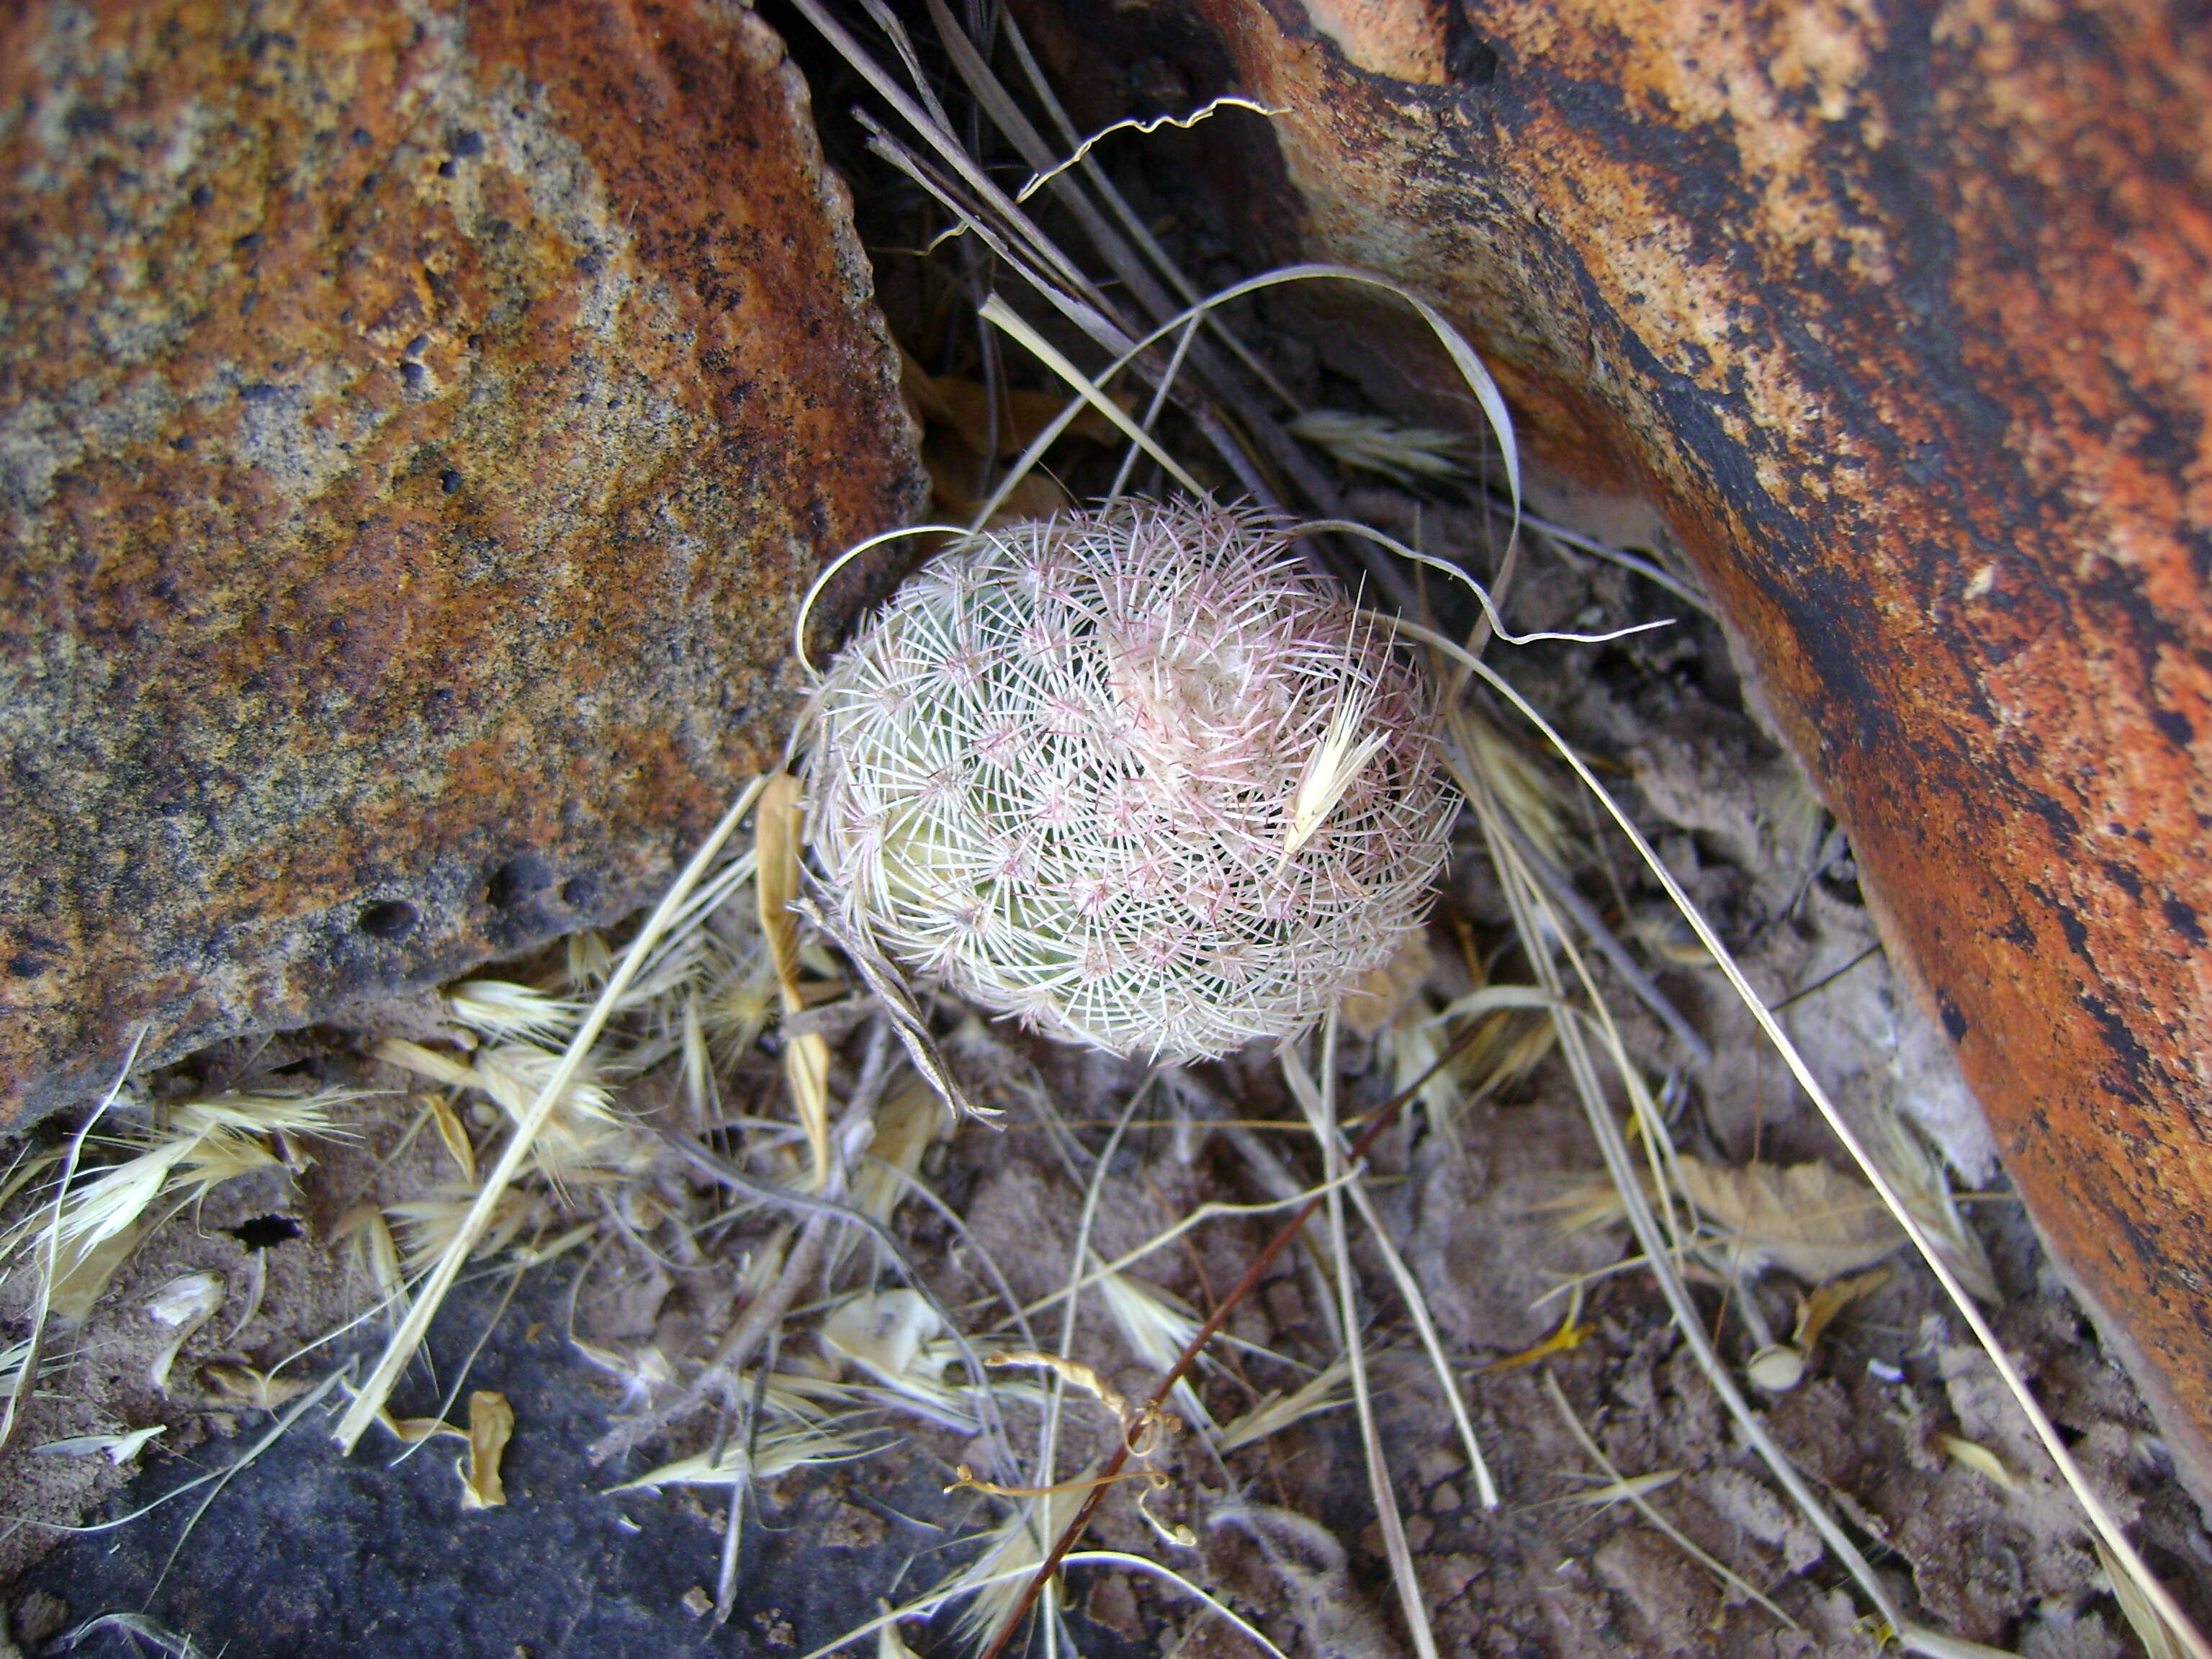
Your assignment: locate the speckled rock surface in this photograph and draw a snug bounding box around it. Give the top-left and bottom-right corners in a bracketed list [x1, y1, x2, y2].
[0, 0, 924, 1120]
[1010, 0, 2212, 1501]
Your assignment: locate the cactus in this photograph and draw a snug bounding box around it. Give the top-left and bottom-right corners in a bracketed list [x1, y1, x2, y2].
[802, 500, 1457, 1061]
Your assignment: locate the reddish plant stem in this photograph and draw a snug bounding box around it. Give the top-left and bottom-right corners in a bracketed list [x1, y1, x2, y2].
[977, 1018, 1492, 1659]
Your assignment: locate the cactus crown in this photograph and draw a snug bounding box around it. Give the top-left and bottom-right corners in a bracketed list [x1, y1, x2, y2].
[803, 499, 1457, 1061]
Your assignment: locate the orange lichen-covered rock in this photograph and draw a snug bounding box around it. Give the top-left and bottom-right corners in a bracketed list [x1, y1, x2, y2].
[1012, 0, 2212, 1497]
[0, 0, 924, 1119]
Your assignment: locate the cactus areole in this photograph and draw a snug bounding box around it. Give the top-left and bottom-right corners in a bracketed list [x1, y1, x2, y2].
[801, 500, 1458, 1061]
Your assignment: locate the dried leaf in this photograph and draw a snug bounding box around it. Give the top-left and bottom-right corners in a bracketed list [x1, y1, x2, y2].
[377, 1410, 464, 1446]
[927, 431, 1070, 523]
[461, 1390, 513, 1509]
[821, 1290, 942, 1384]
[1939, 1434, 2018, 1491]
[199, 1362, 309, 1411]
[986, 1350, 1129, 1423]
[1673, 1157, 1907, 1282]
[145, 1271, 225, 1393]
[907, 361, 1120, 459]
[426, 1093, 476, 1184]
[756, 771, 808, 1007]
[33, 1424, 165, 1463]
[900, 347, 1118, 523]
[1794, 1265, 1892, 1356]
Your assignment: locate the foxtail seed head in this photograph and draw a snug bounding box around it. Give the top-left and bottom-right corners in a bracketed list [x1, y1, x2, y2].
[802, 500, 1457, 1061]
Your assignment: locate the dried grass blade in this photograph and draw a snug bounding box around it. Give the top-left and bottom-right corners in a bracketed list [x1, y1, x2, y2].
[2100, 1536, 2188, 1659]
[987, 4, 1301, 409]
[1408, 615, 2208, 1658]
[1059, 1552, 1292, 1659]
[1217, 1357, 1352, 1452]
[760, 771, 832, 1189]
[978, 296, 1203, 496]
[1544, 1371, 1799, 1629]
[796, 894, 989, 1122]
[332, 775, 769, 1453]
[426, 1093, 475, 1184]
[1286, 1022, 1440, 1659]
[1280, 1046, 1497, 1508]
[4, 1031, 143, 1452]
[1020, 1179, 1354, 1318]
[787, 0, 1100, 303]
[1465, 761, 1907, 1631]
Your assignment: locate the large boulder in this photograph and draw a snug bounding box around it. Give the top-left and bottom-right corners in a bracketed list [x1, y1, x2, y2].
[1011, 0, 2212, 1499]
[0, 0, 923, 1119]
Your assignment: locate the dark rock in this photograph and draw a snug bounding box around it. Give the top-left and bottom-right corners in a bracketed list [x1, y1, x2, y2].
[0, 0, 925, 1120]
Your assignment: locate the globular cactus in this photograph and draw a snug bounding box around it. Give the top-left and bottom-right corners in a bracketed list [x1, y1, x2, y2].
[801, 500, 1457, 1061]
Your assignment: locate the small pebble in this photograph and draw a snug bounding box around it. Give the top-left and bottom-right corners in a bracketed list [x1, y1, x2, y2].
[1431, 1482, 1462, 1513]
[1413, 1444, 1465, 1485]
[681, 1587, 712, 1618]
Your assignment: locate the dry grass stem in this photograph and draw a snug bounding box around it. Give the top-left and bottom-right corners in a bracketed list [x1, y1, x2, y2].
[333, 772, 770, 1453]
[1409, 613, 2208, 1655]
[1542, 1370, 1800, 1629]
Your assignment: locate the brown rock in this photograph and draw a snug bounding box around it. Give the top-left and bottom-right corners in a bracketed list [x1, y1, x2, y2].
[0, 0, 924, 1119]
[1012, 0, 2212, 1497]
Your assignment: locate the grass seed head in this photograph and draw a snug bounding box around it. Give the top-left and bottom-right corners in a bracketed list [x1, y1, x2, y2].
[804, 500, 1457, 1061]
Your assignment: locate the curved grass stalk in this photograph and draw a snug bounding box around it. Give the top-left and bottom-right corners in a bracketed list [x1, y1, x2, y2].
[968, 264, 1524, 540]
[1296, 1014, 1441, 1659]
[332, 773, 772, 1453]
[1278, 1046, 1499, 1509]
[1523, 511, 1716, 616]
[1013, 98, 1285, 204]
[794, 524, 971, 680]
[1543, 1370, 1801, 1630]
[3, 1030, 143, 1452]
[1409, 615, 2209, 1658]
